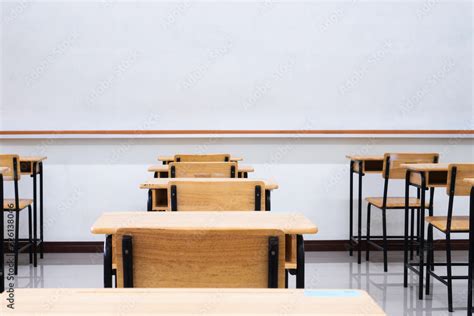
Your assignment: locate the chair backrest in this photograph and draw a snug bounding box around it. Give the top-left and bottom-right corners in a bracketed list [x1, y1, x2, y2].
[174, 154, 231, 162]
[382, 153, 439, 179]
[0, 154, 20, 180]
[446, 164, 474, 196]
[169, 180, 267, 211]
[169, 162, 237, 178]
[114, 228, 285, 288]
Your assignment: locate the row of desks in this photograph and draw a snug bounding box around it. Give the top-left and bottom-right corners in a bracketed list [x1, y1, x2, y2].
[0, 156, 47, 294]
[347, 155, 474, 313]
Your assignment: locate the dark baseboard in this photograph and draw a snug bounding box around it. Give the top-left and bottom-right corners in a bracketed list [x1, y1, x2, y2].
[305, 239, 470, 252]
[4, 240, 470, 253]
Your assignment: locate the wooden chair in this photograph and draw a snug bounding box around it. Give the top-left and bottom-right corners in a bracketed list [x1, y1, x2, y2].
[168, 162, 238, 178]
[114, 228, 285, 288]
[366, 153, 438, 271]
[425, 163, 474, 312]
[174, 154, 230, 162]
[168, 180, 267, 211]
[0, 154, 34, 274]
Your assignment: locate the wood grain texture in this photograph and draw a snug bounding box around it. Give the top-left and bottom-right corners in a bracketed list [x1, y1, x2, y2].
[3, 198, 33, 210]
[148, 164, 254, 174]
[383, 153, 439, 179]
[19, 156, 47, 162]
[174, 153, 230, 162]
[464, 178, 474, 186]
[447, 164, 474, 196]
[0, 129, 472, 135]
[426, 216, 470, 232]
[114, 228, 285, 288]
[140, 178, 279, 190]
[0, 154, 19, 179]
[401, 163, 450, 171]
[169, 179, 267, 211]
[0, 288, 386, 315]
[90, 212, 318, 235]
[169, 162, 239, 178]
[365, 197, 429, 208]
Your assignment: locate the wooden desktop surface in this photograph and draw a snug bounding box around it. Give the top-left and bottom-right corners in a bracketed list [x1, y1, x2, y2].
[0, 288, 386, 315]
[0, 167, 8, 174]
[148, 165, 254, 173]
[159, 156, 243, 162]
[140, 178, 279, 190]
[400, 163, 450, 171]
[91, 211, 317, 235]
[19, 156, 47, 162]
[345, 155, 384, 161]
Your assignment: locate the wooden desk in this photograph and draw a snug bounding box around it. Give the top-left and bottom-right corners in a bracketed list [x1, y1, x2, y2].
[159, 156, 243, 164]
[401, 163, 450, 188]
[345, 155, 384, 264]
[91, 211, 317, 289]
[0, 288, 386, 315]
[148, 164, 254, 178]
[465, 178, 474, 315]
[0, 167, 6, 293]
[402, 163, 449, 300]
[141, 178, 279, 211]
[20, 156, 47, 265]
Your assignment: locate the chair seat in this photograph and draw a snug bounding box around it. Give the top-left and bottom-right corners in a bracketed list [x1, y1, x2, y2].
[366, 197, 430, 209]
[3, 199, 33, 210]
[425, 216, 469, 233]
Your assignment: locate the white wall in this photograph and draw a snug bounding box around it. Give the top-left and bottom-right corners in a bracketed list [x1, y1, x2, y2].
[1, 0, 472, 130]
[0, 136, 473, 241]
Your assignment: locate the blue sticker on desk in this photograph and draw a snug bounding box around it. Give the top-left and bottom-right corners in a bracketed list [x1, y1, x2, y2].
[304, 290, 361, 298]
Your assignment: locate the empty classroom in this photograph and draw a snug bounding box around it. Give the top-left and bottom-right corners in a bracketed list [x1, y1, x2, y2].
[0, 1, 473, 315]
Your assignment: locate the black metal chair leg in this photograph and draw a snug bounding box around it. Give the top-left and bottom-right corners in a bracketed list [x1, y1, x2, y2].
[425, 224, 433, 295]
[28, 205, 33, 264]
[410, 208, 415, 260]
[357, 165, 363, 264]
[382, 208, 388, 272]
[446, 235, 453, 312]
[366, 204, 371, 261]
[14, 210, 19, 275]
[296, 235, 305, 289]
[285, 269, 288, 288]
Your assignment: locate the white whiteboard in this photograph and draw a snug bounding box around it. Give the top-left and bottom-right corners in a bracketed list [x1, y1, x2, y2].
[0, 0, 472, 131]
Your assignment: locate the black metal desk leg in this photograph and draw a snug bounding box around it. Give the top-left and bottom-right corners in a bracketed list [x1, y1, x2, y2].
[349, 160, 354, 256]
[418, 174, 426, 300]
[32, 162, 38, 267]
[403, 171, 410, 287]
[265, 190, 271, 211]
[39, 162, 44, 259]
[468, 186, 474, 315]
[357, 161, 363, 264]
[104, 235, 113, 288]
[147, 190, 152, 212]
[296, 234, 305, 289]
[0, 173, 4, 293]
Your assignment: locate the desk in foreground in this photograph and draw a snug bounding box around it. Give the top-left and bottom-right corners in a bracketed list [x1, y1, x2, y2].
[91, 211, 316, 235]
[0, 288, 386, 315]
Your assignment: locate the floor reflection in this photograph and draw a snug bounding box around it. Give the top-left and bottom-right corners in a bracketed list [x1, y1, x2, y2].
[9, 251, 470, 315]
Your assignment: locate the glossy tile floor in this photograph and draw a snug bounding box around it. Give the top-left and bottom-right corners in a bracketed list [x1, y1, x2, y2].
[9, 251, 471, 315]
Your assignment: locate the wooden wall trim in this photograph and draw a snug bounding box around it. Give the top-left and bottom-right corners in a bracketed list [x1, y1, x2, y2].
[0, 129, 473, 135]
[4, 240, 469, 253]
